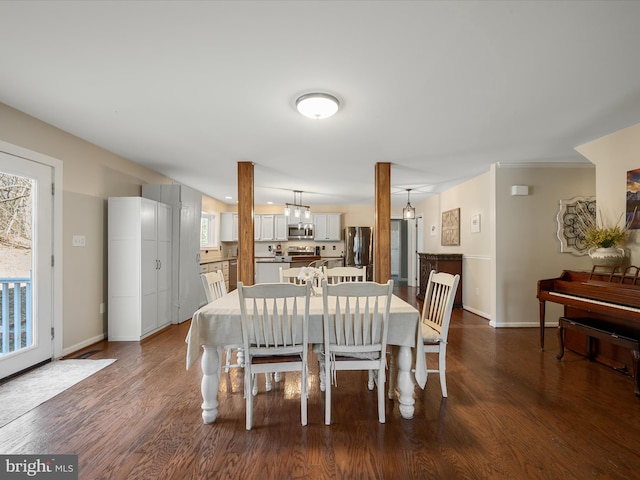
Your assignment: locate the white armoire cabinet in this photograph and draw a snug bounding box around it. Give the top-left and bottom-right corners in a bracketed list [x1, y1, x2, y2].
[108, 197, 172, 340]
[142, 183, 203, 323]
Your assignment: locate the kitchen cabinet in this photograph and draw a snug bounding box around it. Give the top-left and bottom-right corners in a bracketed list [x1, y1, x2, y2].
[417, 253, 463, 308]
[255, 260, 289, 283]
[143, 184, 203, 323]
[254, 214, 262, 240]
[274, 214, 288, 241]
[108, 197, 172, 340]
[314, 213, 342, 241]
[255, 214, 276, 241]
[220, 212, 238, 242]
[203, 260, 230, 293]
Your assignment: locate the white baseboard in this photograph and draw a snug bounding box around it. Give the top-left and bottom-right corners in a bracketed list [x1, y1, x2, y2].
[490, 321, 551, 328]
[60, 333, 106, 358]
[463, 305, 492, 321]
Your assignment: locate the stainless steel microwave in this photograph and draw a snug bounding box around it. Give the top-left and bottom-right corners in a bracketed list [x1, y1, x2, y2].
[288, 224, 314, 240]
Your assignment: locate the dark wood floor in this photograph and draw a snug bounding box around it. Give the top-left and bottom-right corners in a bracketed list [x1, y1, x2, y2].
[2, 286, 640, 479]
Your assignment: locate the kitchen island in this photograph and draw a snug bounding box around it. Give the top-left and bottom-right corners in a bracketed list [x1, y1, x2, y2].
[255, 256, 343, 283]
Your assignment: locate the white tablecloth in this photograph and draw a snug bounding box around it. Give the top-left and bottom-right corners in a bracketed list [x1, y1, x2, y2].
[185, 289, 426, 388]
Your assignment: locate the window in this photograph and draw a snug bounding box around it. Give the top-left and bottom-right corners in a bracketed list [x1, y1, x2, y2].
[200, 212, 219, 247]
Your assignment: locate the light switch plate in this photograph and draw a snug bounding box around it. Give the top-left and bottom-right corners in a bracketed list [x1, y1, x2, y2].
[72, 235, 86, 247]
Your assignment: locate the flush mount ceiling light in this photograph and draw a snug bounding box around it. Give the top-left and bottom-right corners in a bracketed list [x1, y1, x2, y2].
[403, 189, 416, 220]
[296, 93, 340, 119]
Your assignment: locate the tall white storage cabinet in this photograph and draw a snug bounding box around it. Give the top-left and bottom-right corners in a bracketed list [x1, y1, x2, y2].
[142, 184, 203, 323]
[108, 197, 172, 340]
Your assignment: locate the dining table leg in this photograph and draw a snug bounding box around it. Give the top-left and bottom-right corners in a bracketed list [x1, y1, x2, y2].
[387, 346, 397, 399]
[396, 345, 415, 419]
[201, 345, 220, 423]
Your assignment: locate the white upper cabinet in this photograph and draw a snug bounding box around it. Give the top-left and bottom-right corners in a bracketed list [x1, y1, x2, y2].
[220, 212, 238, 242]
[254, 214, 262, 240]
[274, 214, 288, 241]
[314, 213, 342, 241]
[259, 214, 275, 241]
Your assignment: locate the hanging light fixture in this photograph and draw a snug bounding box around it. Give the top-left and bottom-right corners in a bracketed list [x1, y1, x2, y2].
[296, 93, 340, 119]
[284, 190, 311, 219]
[403, 189, 416, 220]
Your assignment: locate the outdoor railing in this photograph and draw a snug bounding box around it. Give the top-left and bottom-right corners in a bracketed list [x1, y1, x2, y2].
[0, 277, 32, 356]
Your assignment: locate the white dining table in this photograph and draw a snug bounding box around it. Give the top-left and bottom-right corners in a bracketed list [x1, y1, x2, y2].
[185, 289, 426, 423]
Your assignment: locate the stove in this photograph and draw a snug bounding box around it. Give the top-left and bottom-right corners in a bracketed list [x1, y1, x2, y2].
[287, 246, 316, 257]
[286, 246, 321, 263]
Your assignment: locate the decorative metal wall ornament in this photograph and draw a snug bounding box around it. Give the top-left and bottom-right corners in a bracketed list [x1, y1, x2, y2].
[441, 208, 460, 246]
[556, 196, 596, 255]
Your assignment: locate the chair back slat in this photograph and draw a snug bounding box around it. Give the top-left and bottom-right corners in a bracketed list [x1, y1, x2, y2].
[421, 271, 460, 342]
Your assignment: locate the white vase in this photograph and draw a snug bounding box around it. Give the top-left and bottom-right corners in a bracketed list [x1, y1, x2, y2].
[588, 247, 625, 267]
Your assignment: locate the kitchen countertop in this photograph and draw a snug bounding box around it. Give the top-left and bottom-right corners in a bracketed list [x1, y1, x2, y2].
[200, 256, 237, 265]
[255, 255, 344, 264]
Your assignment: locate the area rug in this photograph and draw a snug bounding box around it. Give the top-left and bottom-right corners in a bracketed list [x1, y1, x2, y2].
[0, 359, 116, 428]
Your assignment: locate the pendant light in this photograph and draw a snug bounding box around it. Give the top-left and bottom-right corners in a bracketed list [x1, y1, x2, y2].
[284, 190, 311, 219]
[403, 189, 415, 220]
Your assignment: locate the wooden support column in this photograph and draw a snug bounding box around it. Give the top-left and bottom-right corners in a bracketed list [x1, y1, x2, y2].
[237, 161, 254, 285]
[374, 162, 391, 283]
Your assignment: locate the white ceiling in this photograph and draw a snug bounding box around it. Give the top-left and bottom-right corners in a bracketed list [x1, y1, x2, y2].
[2, 1, 640, 207]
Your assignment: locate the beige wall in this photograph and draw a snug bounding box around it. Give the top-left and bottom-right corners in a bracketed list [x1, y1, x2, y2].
[415, 164, 595, 325]
[0, 103, 213, 353]
[415, 172, 493, 318]
[576, 123, 640, 262]
[495, 163, 595, 327]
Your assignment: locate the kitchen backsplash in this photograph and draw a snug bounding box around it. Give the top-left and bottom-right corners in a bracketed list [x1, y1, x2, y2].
[209, 241, 344, 258]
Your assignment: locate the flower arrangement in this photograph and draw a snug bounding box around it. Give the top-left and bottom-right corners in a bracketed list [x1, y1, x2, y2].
[575, 203, 630, 249]
[298, 267, 324, 296]
[297, 266, 325, 291]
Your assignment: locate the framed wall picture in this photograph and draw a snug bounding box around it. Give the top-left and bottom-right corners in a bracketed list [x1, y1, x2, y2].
[470, 214, 481, 233]
[441, 208, 460, 246]
[627, 168, 640, 229]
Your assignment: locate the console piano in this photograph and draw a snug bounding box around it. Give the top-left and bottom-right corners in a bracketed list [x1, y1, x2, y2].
[537, 267, 640, 392]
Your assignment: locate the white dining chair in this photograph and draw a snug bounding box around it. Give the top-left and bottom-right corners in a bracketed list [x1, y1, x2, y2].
[321, 279, 393, 424]
[323, 266, 366, 284]
[237, 281, 311, 430]
[279, 267, 303, 284]
[317, 265, 369, 391]
[201, 271, 244, 372]
[421, 270, 460, 397]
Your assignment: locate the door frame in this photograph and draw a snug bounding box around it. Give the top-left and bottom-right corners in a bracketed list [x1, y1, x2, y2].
[0, 140, 63, 360]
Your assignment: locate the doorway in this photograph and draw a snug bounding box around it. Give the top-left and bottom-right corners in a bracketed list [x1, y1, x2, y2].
[0, 150, 55, 379]
[391, 219, 409, 285]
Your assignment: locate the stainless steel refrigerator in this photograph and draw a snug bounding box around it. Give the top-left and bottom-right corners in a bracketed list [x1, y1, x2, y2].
[344, 226, 373, 280]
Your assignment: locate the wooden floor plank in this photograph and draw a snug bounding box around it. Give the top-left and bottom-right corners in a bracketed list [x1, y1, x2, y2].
[1, 286, 640, 479]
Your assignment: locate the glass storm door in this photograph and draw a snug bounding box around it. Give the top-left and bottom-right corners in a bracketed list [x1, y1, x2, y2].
[0, 151, 53, 379]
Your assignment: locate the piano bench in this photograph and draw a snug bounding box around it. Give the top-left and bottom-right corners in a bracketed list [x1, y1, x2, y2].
[557, 316, 640, 396]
